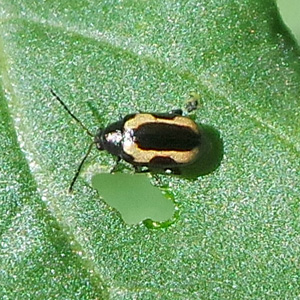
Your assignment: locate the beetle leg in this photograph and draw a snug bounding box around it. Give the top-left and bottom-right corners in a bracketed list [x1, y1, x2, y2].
[110, 157, 121, 173]
[165, 167, 181, 175]
[134, 165, 150, 173]
[169, 109, 183, 116]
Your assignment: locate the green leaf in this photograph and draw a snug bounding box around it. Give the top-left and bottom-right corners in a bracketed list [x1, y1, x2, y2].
[1, 0, 299, 299]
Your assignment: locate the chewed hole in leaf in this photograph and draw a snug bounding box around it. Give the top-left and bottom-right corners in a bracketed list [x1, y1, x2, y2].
[92, 173, 175, 225]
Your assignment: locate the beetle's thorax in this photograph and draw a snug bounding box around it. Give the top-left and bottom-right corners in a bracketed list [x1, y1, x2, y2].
[94, 120, 126, 156]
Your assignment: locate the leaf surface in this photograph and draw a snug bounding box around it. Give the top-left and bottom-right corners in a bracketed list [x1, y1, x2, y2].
[0, 0, 299, 299]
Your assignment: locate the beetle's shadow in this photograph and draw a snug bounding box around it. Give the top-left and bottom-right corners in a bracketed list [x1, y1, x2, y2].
[181, 124, 223, 179]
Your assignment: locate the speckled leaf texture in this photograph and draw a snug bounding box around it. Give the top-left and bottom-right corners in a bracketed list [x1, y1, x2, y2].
[0, 1, 299, 299]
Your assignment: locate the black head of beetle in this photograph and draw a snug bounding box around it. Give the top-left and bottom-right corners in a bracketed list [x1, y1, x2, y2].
[50, 90, 203, 192]
[94, 120, 124, 157]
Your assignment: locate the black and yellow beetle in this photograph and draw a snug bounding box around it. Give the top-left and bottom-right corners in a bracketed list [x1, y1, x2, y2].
[50, 90, 205, 192]
[95, 111, 202, 171]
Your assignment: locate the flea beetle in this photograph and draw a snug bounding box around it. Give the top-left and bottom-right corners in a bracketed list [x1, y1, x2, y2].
[50, 90, 204, 192]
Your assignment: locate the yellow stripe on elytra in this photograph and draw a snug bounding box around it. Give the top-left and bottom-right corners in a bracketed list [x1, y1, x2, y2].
[124, 113, 200, 133]
[123, 139, 200, 164]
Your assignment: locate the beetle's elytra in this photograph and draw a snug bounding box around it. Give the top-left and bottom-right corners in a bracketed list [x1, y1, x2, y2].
[95, 111, 202, 169]
[50, 90, 204, 192]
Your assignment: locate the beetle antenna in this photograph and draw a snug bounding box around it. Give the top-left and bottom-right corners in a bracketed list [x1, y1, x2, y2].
[50, 89, 94, 137]
[69, 141, 94, 193]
